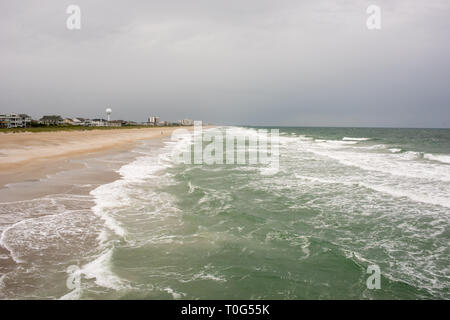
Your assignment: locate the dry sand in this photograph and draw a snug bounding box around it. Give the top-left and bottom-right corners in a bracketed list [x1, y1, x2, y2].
[0, 127, 187, 187]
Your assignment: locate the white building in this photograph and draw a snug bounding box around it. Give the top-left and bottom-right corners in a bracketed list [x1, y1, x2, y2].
[179, 119, 194, 126]
[107, 120, 122, 127]
[39, 115, 63, 126]
[90, 119, 108, 127]
[71, 118, 86, 125]
[148, 116, 160, 125]
[0, 113, 32, 128]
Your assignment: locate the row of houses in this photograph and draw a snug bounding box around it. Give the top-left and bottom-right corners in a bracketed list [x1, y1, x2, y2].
[0, 114, 123, 128]
[1, 113, 196, 128]
[40, 116, 124, 127]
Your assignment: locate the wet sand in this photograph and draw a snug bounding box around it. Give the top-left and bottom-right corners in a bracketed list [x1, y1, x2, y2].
[0, 133, 170, 296]
[0, 127, 184, 188]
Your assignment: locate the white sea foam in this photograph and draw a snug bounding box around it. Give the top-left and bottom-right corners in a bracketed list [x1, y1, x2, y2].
[79, 134, 192, 297]
[424, 153, 450, 164]
[0, 222, 26, 264]
[342, 137, 370, 141]
[294, 173, 450, 208]
[80, 247, 128, 290]
[164, 287, 185, 299]
[90, 183, 127, 238]
[0, 274, 5, 287]
[359, 182, 450, 209]
[191, 271, 226, 282]
[292, 138, 450, 182]
[0, 207, 101, 265]
[314, 140, 358, 148]
[60, 247, 129, 300]
[357, 144, 386, 150]
[89, 140, 176, 238]
[398, 151, 421, 160]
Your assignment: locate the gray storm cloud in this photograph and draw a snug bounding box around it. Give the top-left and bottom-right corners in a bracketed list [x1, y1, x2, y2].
[0, 0, 449, 127]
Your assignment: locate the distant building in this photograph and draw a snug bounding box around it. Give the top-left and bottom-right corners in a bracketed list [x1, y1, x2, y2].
[63, 117, 86, 126]
[63, 118, 73, 125]
[108, 120, 122, 127]
[179, 119, 194, 126]
[62, 118, 88, 126]
[148, 116, 160, 125]
[72, 118, 86, 125]
[19, 114, 32, 127]
[0, 113, 32, 128]
[40, 115, 63, 126]
[91, 119, 108, 127]
[115, 120, 127, 126]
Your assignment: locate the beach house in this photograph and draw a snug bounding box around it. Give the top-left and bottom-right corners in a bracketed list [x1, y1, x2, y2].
[179, 119, 194, 126]
[0, 113, 32, 128]
[91, 119, 108, 127]
[39, 115, 63, 126]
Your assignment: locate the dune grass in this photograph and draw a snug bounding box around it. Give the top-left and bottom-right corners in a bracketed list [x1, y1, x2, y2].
[0, 125, 178, 133]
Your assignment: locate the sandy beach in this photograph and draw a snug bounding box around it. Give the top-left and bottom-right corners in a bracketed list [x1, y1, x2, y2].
[0, 127, 186, 188]
[0, 128, 184, 298]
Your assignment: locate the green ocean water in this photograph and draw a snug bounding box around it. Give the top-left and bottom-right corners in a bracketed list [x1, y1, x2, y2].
[1, 127, 449, 299]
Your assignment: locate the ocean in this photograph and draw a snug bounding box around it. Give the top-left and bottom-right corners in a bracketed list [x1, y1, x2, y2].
[0, 127, 449, 299]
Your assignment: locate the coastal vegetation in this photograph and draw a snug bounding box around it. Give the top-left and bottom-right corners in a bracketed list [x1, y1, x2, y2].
[0, 124, 180, 133]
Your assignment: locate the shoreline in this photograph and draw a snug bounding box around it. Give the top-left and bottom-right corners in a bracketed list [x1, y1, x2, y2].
[0, 126, 205, 189]
[0, 128, 191, 299]
[0, 136, 162, 298]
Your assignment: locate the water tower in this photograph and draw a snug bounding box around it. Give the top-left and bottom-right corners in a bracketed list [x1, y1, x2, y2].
[106, 108, 112, 122]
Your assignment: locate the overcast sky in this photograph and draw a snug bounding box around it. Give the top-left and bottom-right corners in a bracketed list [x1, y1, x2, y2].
[1, 0, 449, 127]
